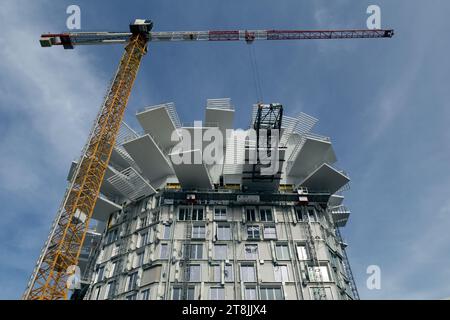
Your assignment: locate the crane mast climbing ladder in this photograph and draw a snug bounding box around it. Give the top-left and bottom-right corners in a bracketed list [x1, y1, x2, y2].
[25, 19, 393, 299]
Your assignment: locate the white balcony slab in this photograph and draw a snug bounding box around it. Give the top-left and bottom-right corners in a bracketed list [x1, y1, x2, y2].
[299, 163, 349, 194]
[288, 136, 337, 179]
[169, 149, 213, 190]
[205, 107, 234, 142]
[328, 194, 344, 207]
[123, 134, 174, 183]
[92, 194, 122, 222]
[136, 105, 180, 150]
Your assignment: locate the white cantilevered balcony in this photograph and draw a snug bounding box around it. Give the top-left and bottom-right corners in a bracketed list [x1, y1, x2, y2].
[122, 134, 174, 186]
[330, 205, 351, 227]
[205, 98, 235, 143]
[107, 167, 156, 201]
[168, 149, 213, 190]
[92, 194, 122, 222]
[136, 102, 181, 151]
[299, 163, 350, 194]
[287, 134, 337, 181]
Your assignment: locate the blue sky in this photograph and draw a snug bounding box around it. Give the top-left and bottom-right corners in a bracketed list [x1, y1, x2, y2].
[1, 0, 449, 299]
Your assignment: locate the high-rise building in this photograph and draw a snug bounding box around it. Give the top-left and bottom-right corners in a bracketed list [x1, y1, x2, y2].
[76, 98, 358, 300]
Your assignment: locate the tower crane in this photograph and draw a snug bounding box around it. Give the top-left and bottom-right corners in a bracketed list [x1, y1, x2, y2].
[24, 19, 393, 300]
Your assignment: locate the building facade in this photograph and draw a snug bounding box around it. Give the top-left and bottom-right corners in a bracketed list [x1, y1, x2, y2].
[78, 99, 358, 300]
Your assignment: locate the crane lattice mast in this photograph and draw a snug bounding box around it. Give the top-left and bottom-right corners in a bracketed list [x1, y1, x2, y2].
[25, 19, 393, 300]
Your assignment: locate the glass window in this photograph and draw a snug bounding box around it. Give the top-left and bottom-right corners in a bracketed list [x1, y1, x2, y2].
[225, 264, 234, 282]
[245, 287, 257, 300]
[214, 208, 227, 220]
[126, 271, 138, 291]
[260, 209, 273, 222]
[263, 225, 277, 240]
[172, 287, 182, 300]
[247, 225, 260, 240]
[135, 252, 144, 268]
[140, 289, 150, 300]
[97, 265, 105, 282]
[297, 245, 308, 260]
[107, 228, 118, 244]
[214, 244, 227, 260]
[210, 287, 225, 300]
[246, 209, 256, 222]
[245, 244, 258, 260]
[275, 244, 290, 260]
[109, 261, 117, 278]
[173, 286, 195, 300]
[160, 243, 169, 259]
[240, 264, 256, 282]
[212, 265, 221, 282]
[139, 231, 149, 247]
[260, 287, 283, 300]
[192, 208, 204, 221]
[184, 244, 203, 259]
[162, 224, 171, 239]
[178, 208, 191, 221]
[274, 265, 290, 282]
[308, 266, 331, 282]
[186, 287, 195, 300]
[295, 208, 304, 221]
[311, 287, 333, 300]
[189, 264, 201, 282]
[217, 224, 231, 240]
[105, 281, 116, 299]
[192, 225, 206, 239]
[126, 293, 137, 300]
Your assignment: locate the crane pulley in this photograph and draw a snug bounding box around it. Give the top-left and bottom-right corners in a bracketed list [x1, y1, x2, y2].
[25, 19, 393, 300]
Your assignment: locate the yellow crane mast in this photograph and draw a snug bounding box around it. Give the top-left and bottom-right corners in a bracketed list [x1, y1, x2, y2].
[23, 22, 150, 300]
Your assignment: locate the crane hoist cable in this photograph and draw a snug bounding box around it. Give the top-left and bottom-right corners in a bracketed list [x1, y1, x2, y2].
[247, 42, 264, 103]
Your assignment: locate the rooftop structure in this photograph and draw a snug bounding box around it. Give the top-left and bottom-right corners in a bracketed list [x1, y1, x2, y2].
[72, 98, 358, 300]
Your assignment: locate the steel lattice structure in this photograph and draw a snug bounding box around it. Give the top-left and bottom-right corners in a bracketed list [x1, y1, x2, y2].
[23, 33, 148, 300]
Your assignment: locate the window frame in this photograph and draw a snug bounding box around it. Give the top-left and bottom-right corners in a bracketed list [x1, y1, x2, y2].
[275, 243, 290, 260]
[191, 224, 206, 239]
[210, 287, 225, 300]
[214, 207, 227, 221]
[217, 224, 231, 241]
[263, 225, 277, 240]
[246, 208, 256, 222]
[259, 208, 273, 222]
[247, 225, 261, 240]
[240, 264, 256, 282]
[260, 286, 284, 300]
[274, 265, 290, 282]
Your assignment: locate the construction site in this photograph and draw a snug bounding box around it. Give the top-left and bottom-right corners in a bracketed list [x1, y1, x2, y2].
[22, 19, 394, 300]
